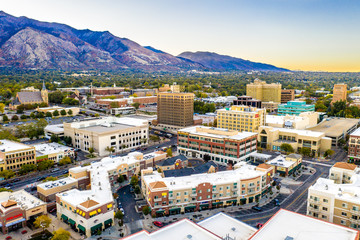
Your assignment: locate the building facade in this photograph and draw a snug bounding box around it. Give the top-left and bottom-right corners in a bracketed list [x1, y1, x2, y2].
[177, 126, 258, 165]
[307, 162, 360, 231]
[277, 101, 315, 115]
[10, 82, 48, 110]
[0, 140, 36, 172]
[157, 92, 194, 128]
[258, 126, 332, 156]
[265, 154, 302, 177]
[63, 117, 149, 156]
[217, 105, 266, 133]
[349, 127, 360, 163]
[281, 89, 295, 103]
[266, 112, 319, 130]
[34, 143, 75, 163]
[141, 162, 274, 216]
[332, 83, 347, 104]
[233, 96, 262, 108]
[246, 79, 281, 103]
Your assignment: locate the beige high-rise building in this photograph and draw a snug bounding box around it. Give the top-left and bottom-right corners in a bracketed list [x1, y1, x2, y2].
[217, 105, 266, 132]
[332, 84, 347, 103]
[246, 79, 282, 103]
[157, 92, 194, 128]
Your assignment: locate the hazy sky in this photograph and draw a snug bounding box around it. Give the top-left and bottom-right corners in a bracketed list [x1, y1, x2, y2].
[1, 0, 359, 72]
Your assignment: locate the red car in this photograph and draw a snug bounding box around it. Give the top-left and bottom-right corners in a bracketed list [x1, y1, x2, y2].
[153, 221, 163, 227]
[256, 223, 263, 229]
[5, 236, 12, 240]
[21, 230, 28, 234]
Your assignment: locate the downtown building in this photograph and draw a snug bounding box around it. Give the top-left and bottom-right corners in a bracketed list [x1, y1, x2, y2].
[157, 92, 195, 130]
[177, 126, 258, 165]
[277, 101, 315, 116]
[348, 127, 360, 163]
[332, 83, 347, 104]
[307, 162, 360, 230]
[141, 161, 274, 216]
[217, 105, 266, 133]
[0, 140, 36, 172]
[246, 79, 282, 103]
[63, 117, 149, 156]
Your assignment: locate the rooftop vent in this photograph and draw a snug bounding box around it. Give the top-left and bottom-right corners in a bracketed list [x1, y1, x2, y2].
[285, 237, 294, 240]
[231, 227, 236, 231]
[187, 235, 192, 239]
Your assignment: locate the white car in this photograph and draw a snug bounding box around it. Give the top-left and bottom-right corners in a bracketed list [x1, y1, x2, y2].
[120, 208, 125, 214]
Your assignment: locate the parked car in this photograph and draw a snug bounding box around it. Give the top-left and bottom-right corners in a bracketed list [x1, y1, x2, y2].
[256, 223, 263, 229]
[274, 199, 280, 206]
[5, 236, 12, 240]
[51, 168, 60, 173]
[153, 221, 163, 227]
[120, 208, 125, 214]
[252, 206, 263, 212]
[21, 230, 28, 234]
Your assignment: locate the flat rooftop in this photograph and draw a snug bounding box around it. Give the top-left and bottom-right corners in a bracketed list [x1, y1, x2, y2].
[0, 140, 33, 152]
[266, 155, 295, 168]
[307, 118, 359, 137]
[45, 124, 64, 134]
[198, 212, 256, 240]
[34, 142, 73, 156]
[263, 126, 325, 138]
[179, 126, 257, 141]
[249, 209, 359, 240]
[0, 190, 46, 211]
[350, 126, 360, 137]
[37, 177, 77, 190]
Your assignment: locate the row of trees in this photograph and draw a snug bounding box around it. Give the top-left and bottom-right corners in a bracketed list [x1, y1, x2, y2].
[194, 100, 216, 114]
[279, 143, 335, 158]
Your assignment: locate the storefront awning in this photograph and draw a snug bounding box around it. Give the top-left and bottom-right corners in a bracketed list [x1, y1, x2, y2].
[90, 223, 103, 231]
[6, 218, 25, 227]
[169, 208, 181, 212]
[200, 203, 209, 207]
[69, 219, 76, 225]
[61, 214, 68, 221]
[78, 224, 86, 232]
[212, 202, 223, 205]
[185, 205, 196, 210]
[104, 219, 113, 225]
[226, 200, 237, 204]
[156, 210, 165, 213]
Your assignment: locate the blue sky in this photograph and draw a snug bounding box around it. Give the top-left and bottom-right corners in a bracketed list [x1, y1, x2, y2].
[1, 0, 359, 71]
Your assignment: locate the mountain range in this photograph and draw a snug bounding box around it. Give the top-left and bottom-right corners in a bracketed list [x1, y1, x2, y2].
[0, 11, 288, 72]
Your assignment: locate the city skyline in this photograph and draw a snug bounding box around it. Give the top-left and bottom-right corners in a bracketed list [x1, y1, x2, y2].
[0, 0, 359, 72]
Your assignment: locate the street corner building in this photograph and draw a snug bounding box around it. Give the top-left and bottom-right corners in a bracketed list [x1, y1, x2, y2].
[0, 140, 36, 172]
[141, 162, 274, 217]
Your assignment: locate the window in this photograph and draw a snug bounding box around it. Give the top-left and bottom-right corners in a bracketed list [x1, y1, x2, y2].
[198, 196, 202, 200]
[342, 212, 347, 216]
[323, 199, 328, 203]
[341, 220, 346, 225]
[322, 207, 328, 211]
[342, 203, 348, 208]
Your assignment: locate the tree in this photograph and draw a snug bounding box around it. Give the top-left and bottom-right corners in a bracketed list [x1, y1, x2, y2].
[60, 109, 67, 116]
[35, 112, 45, 119]
[0, 188, 13, 192]
[299, 147, 311, 157]
[149, 135, 160, 142]
[51, 228, 70, 240]
[46, 112, 52, 118]
[324, 149, 335, 158]
[130, 175, 139, 187]
[166, 148, 173, 157]
[88, 147, 95, 157]
[11, 115, 19, 121]
[157, 168, 163, 173]
[67, 109, 73, 116]
[30, 112, 36, 119]
[132, 102, 140, 110]
[20, 114, 28, 120]
[49, 91, 65, 104]
[19, 164, 37, 175]
[0, 103, 5, 113]
[117, 175, 125, 183]
[34, 215, 52, 233]
[50, 134, 60, 143]
[0, 170, 15, 179]
[115, 210, 124, 219]
[105, 146, 115, 155]
[142, 206, 150, 215]
[37, 160, 54, 171]
[63, 136, 72, 146]
[43, 176, 58, 182]
[134, 185, 141, 194]
[280, 143, 295, 153]
[59, 156, 72, 166]
[53, 110, 59, 117]
[2, 114, 9, 122]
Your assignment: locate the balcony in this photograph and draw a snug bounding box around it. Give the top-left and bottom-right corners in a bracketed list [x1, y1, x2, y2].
[308, 199, 320, 204]
[309, 207, 320, 213]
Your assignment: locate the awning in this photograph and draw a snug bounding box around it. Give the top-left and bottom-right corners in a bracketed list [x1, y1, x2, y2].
[185, 205, 196, 210]
[90, 223, 103, 231]
[226, 200, 237, 204]
[78, 224, 86, 232]
[61, 214, 68, 221]
[169, 208, 181, 212]
[255, 194, 261, 199]
[156, 210, 165, 213]
[104, 219, 113, 225]
[249, 197, 254, 200]
[6, 218, 25, 227]
[212, 202, 223, 205]
[200, 203, 209, 207]
[69, 219, 76, 225]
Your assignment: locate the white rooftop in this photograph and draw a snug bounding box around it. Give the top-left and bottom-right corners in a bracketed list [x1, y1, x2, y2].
[0, 140, 33, 152]
[350, 127, 360, 137]
[37, 177, 77, 190]
[143, 162, 264, 191]
[34, 142, 73, 156]
[198, 212, 256, 240]
[263, 126, 325, 138]
[250, 209, 359, 240]
[122, 219, 221, 240]
[0, 190, 46, 211]
[45, 124, 64, 134]
[266, 155, 295, 168]
[179, 126, 257, 141]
